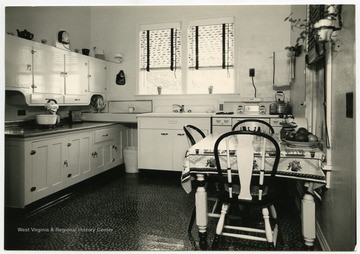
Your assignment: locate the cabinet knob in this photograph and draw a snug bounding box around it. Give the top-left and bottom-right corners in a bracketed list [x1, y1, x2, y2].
[67, 143, 71, 147]
[30, 150, 36, 155]
[67, 174, 72, 178]
[64, 160, 68, 167]
[30, 187, 36, 192]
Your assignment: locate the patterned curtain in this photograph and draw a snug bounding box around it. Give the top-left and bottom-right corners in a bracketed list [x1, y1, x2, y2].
[140, 28, 181, 71]
[188, 23, 234, 69]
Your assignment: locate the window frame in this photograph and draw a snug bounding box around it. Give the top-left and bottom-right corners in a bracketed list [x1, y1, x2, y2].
[137, 17, 235, 96]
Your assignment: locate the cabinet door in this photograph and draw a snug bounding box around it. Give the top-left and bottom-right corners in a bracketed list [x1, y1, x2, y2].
[95, 142, 114, 172]
[89, 57, 107, 93]
[5, 35, 33, 89]
[64, 52, 89, 95]
[66, 132, 92, 184]
[32, 45, 64, 95]
[30, 137, 66, 201]
[172, 130, 191, 172]
[138, 129, 172, 170]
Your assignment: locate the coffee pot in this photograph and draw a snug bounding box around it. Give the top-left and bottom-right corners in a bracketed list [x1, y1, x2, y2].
[17, 29, 34, 40]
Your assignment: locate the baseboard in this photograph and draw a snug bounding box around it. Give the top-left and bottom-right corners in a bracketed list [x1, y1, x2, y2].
[316, 221, 331, 251]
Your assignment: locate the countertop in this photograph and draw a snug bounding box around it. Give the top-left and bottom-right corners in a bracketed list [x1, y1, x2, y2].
[5, 122, 120, 138]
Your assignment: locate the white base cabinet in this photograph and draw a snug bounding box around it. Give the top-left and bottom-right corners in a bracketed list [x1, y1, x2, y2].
[5, 124, 129, 208]
[138, 117, 210, 171]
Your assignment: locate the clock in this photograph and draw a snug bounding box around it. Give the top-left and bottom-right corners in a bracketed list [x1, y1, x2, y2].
[58, 30, 70, 44]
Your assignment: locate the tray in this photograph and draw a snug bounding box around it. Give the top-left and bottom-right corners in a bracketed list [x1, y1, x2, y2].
[284, 139, 319, 148]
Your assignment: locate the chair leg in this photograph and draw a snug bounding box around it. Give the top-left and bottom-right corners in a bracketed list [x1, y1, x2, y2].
[211, 203, 229, 250]
[188, 206, 196, 233]
[262, 207, 273, 243]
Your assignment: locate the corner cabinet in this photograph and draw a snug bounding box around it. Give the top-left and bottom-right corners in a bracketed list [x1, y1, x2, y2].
[138, 116, 210, 171]
[5, 124, 129, 208]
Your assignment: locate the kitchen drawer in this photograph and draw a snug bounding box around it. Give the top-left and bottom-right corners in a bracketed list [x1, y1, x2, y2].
[30, 94, 64, 104]
[138, 117, 210, 130]
[64, 95, 90, 105]
[94, 128, 117, 143]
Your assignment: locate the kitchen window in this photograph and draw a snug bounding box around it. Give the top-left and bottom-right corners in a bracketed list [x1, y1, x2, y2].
[139, 17, 234, 95]
[187, 17, 234, 94]
[139, 22, 182, 95]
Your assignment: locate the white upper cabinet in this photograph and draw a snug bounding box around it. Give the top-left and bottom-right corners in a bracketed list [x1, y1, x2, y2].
[5, 35, 110, 106]
[5, 35, 33, 90]
[64, 52, 89, 95]
[32, 44, 64, 96]
[88, 57, 107, 93]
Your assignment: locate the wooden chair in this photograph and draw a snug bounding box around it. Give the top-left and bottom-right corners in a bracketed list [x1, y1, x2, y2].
[183, 124, 206, 146]
[232, 119, 275, 134]
[211, 130, 281, 250]
[183, 125, 221, 233]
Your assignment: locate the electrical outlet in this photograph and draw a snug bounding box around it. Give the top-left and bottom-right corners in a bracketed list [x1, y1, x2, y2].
[249, 68, 255, 77]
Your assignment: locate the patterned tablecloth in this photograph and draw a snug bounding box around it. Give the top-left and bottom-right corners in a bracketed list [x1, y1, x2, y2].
[181, 133, 326, 194]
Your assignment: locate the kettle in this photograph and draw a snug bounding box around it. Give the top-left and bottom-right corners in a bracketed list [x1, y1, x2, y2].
[17, 29, 34, 40]
[270, 91, 290, 115]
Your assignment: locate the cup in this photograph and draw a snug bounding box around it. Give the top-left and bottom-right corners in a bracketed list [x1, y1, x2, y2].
[128, 107, 135, 113]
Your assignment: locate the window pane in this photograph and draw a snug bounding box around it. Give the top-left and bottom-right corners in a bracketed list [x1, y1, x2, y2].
[188, 22, 234, 94]
[187, 68, 233, 94]
[139, 26, 181, 95]
[139, 69, 182, 95]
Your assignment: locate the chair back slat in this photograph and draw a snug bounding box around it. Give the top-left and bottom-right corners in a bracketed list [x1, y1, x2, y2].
[214, 130, 281, 202]
[235, 135, 254, 201]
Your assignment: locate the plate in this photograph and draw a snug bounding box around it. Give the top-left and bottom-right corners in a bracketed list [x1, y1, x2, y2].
[284, 139, 319, 148]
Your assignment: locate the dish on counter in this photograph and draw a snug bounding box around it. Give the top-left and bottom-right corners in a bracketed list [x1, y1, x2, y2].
[283, 139, 320, 148]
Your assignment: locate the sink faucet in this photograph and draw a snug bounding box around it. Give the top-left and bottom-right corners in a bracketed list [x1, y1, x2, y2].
[172, 104, 184, 113]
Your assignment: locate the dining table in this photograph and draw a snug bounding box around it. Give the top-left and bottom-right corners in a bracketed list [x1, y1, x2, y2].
[181, 132, 326, 250]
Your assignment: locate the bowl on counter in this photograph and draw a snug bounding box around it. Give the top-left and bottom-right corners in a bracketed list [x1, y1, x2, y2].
[36, 114, 58, 125]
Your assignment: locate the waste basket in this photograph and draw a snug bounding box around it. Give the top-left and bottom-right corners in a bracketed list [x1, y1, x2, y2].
[124, 146, 138, 173]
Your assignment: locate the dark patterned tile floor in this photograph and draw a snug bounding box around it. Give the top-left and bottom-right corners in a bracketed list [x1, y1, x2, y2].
[4, 166, 317, 251]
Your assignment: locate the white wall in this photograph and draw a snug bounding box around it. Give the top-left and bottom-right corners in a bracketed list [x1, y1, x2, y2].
[6, 7, 91, 52]
[89, 5, 292, 110]
[317, 5, 356, 251]
[305, 5, 356, 251]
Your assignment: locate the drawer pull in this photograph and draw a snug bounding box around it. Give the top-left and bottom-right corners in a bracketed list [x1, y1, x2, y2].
[64, 160, 68, 167]
[177, 133, 185, 136]
[161, 133, 169, 136]
[102, 134, 109, 137]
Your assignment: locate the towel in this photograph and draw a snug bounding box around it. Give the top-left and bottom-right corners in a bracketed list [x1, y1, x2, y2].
[271, 51, 294, 87]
